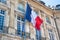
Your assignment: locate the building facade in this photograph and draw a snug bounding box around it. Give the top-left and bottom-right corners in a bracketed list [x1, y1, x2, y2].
[0, 0, 59, 40]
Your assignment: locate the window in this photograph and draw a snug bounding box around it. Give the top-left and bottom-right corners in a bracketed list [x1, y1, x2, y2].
[0, 9, 5, 31]
[17, 16, 20, 20]
[36, 30, 41, 40]
[17, 16, 25, 37]
[17, 21, 22, 36]
[22, 23, 25, 32]
[22, 23, 25, 37]
[21, 18, 24, 22]
[0, 10, 5, 15]
[0, 0, 6, 4]
[46, 16, 51, 24]
[48, 30, 54, 40]
[18, 3, 25, 12]
[56, 4, 60, 10]
[34, 10, 38, 15]
[17, 16, 22, 36]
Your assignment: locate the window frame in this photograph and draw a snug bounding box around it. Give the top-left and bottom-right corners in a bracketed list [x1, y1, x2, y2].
[17, 16, 25, 37]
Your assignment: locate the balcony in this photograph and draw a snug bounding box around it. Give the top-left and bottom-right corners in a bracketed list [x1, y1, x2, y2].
[0, 26, 31, 40]
[16, 30, 30, 38]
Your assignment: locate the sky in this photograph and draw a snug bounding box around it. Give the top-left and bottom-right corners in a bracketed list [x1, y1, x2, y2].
[41, 0, 60, 6]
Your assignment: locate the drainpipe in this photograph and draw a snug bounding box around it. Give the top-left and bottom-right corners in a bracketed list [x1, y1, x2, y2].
[53, 11, 60, 40]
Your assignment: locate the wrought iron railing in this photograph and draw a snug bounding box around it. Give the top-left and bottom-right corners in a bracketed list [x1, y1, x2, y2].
[0, 26, 8, 33]
[0, 26, 31, 40]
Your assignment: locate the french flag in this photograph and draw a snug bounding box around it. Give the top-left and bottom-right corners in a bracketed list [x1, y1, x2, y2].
[25, 3, 43, 30]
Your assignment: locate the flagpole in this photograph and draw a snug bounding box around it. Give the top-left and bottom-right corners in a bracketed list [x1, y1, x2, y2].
[23, 0, 28, 40]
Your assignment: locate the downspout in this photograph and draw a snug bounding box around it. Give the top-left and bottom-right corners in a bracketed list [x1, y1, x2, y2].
[53, 12, 60, 40]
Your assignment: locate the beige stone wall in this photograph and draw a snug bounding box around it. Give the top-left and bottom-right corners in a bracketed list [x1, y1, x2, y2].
[0, 0, 59, 40]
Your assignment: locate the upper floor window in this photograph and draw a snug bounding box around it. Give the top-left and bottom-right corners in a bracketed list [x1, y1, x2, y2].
[0, 9, 5, 31]
[48, 30, 54, 40]
[17, 21, 22, 36]
[21, 18, 24, 22]
[18, 3, 25, 12]
[17, 16, 25, 37]
[17, 16, 24, 21]
[0, 9, 5, 15]
[36, 30, 41, 40]
[34, 10, 38, 15]
[17, 16, 21, 20]
[56, 4, 60, 10]
[46, 16, 51, 24]
[0, 0, 6, 4]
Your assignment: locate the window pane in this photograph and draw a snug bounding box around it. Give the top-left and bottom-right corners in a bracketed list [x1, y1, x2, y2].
[48, 30, 54, 40]
[22, 23, 25, 32]
[1, 10, 5, 15]
[0, 15, 4, 30]
[17, 16, 20, 20]
[46, 16, 51, 24]
[36, 30, 41, 40]
[21, 18, 24, 21]
[17, 21, 22, 36]
[18, 3, 25, 12]
[0, 10, 5, 15]
[0, 0, 6, 4]
[17, 21, 21, 30]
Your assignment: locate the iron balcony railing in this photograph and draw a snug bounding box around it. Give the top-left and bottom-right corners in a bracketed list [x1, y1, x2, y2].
[0, 26, 30, 39]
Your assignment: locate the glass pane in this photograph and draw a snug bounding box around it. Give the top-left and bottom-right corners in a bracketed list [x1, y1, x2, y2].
[22, 23, 25, 32]
[0, 15, 4, 30]
[46, 16, 51, 24]
[0, 9, 1, 13]
[17, 21, 21, 30]
[48, 30, 54, 40]
[17, 16, 20, 20]
[21, 18, 24, 21]
[18, 4, 25, 12]
[17, 21, 22, 36]
[36, 30, 41, 40]
[0, 0, 6, 4]
[0, 10, 5, 15]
